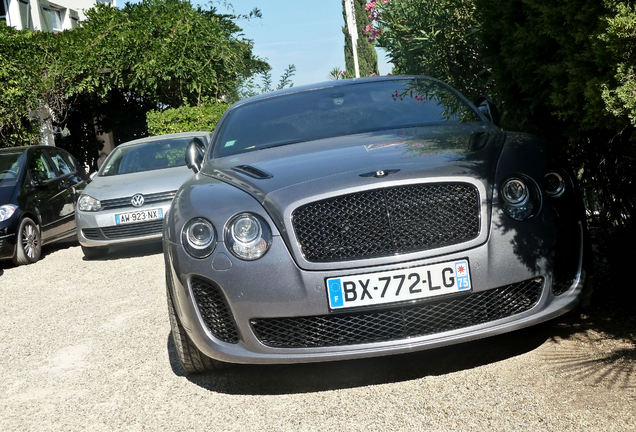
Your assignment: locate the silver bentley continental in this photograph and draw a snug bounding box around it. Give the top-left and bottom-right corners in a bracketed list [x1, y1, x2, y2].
[163, 76, 585, 374]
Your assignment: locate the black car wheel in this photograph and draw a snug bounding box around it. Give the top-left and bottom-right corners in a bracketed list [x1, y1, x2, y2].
[166, 268, 225, 374]
[13, 217, 42, 265]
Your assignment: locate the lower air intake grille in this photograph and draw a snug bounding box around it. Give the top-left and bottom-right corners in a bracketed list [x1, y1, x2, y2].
[191, 277, 239, 344]
[251, 278, 543, 348]
[82, 220, 164, 240]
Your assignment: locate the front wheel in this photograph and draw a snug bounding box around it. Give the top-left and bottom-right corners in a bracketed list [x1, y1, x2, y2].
[13, 217, 42, 265]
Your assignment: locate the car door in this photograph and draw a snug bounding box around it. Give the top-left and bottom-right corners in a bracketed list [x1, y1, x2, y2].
[24, 148, 61, 242]
[43, 148, 83, 240]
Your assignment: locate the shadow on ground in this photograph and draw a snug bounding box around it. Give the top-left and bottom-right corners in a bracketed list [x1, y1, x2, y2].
[82, 242, 163, 261]
[0, 238, 79, 271]
[167, 324, 551, 395]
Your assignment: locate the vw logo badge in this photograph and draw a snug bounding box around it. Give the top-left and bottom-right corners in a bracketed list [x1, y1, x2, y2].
[131, 193, 145, 207]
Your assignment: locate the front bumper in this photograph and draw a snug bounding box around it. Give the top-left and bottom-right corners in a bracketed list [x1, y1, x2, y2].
[76, 202, 172, 247]
[0, 233, 16, 259]
[165, 219, 585, 365]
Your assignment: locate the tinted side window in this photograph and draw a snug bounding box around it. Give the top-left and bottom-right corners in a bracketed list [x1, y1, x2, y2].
[60, 151, 78, 173]
[29, 150, 57, 181]
[49, 149, 74, 175]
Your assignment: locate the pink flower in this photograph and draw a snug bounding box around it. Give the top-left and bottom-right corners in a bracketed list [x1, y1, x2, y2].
[365, 1, 377, 12]
[365, 24, 373, 34]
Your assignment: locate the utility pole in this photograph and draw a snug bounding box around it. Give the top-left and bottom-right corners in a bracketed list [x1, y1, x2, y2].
[344, 0, 360, 78]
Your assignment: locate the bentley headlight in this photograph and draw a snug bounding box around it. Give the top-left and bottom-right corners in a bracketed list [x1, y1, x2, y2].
[543, 172, 565, 197]
[0, 204, 17, 222]
[182, 218, 216, 258]
[501, 176, 539, 221]
[226, 213, 271, 260]
[501, 178, 528, 205]
[78, 194, 102, 212]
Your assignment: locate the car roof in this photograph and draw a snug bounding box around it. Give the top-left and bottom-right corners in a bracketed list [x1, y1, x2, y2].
[0, 145, 65, 154]
[230, 75, 442, 109]
[117, 131, 211, 148]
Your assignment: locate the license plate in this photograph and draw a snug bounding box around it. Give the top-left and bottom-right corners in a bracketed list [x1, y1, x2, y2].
[114, 208, 163, 225]
[326, 259, 471, 310]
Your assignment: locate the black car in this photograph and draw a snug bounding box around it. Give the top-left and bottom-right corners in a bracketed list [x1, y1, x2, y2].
[0, 146, 87, 265]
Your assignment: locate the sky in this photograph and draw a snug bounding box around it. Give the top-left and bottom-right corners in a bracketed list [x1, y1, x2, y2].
[121, 0, 393, 86]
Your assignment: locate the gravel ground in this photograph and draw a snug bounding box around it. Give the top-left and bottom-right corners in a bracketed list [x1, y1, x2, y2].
[1, 242, 634, 432]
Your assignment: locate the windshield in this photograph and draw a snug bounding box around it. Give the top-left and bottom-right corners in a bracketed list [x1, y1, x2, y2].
[100, 137, 202, 176]
[213, 79, 480, 158]
[0, 151, 25, 187]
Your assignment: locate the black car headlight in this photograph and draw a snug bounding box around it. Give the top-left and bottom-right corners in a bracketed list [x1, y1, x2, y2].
[501, 176, 540, 221]
[225, 213, 271, 260]
[182, 217, 216, 258]
[78, 194, 102, 212]
[0, 204, 17, 222]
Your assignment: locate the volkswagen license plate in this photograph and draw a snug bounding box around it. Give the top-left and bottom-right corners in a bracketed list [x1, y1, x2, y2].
[326, 259, 471, 310]
[114, 208, 163, 225]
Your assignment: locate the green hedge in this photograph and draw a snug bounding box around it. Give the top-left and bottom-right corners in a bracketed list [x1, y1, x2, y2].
[146, 103, 230, 135]
[374, 0, 635, 227]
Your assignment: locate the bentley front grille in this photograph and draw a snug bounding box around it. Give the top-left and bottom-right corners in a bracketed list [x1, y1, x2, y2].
[292, 182, 480, 262]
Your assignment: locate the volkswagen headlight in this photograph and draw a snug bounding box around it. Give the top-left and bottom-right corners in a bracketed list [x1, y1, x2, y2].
[78, 194, 102, 212]
[226, 213, 271, 260]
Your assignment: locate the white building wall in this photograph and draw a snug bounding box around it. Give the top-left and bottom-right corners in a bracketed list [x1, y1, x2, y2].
[2, 0, 114, 32]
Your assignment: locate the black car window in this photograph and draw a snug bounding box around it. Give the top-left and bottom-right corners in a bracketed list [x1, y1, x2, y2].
[214, 79, 481, 158]
[48, 149, 74, 176]
[60, 150, 79, 173]
[0, 150, 24, 187]
[29, 150, 57, 182]
[100, 137, 195, 176]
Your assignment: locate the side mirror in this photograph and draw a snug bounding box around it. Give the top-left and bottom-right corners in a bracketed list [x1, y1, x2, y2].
[185, 140, 205, 174]
[474, 97, 500, 126]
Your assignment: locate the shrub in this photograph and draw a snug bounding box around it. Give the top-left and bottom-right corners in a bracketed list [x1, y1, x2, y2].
[146, 103, 230, 135]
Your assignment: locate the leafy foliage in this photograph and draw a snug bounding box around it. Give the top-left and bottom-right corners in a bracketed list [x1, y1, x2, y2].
[146, 103, 230, 135]
[373, 0, 635, 227]
[238, 64, 296, 99]
[341, 0, 379, 77]
[0, 25, 58, 146]
[0, 0, 268, 170]
[372, 0, 491, 100]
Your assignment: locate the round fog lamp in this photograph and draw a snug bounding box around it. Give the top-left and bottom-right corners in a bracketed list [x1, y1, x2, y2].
[502, 178, 528, 205]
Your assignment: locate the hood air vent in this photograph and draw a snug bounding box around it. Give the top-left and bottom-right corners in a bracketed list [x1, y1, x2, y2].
[232, 165, 273, 180]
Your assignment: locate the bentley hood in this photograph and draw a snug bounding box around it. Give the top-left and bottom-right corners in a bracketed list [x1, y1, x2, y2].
[203, 124, 503, 212]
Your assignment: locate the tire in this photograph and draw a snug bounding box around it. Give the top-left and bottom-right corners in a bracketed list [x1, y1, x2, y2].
[81, 245, 107, 260]
[166, 269, 225, 374]
[12, 217, 42, 266]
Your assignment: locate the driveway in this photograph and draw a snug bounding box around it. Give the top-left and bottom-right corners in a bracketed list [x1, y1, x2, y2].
[1, 243, 634, 431]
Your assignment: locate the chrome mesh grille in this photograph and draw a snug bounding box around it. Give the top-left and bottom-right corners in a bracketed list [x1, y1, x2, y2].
[191, 277, 239, 343]
[251, 278, 543, 348]
[292, 183, 480, 262]
[100, 190, 176, 210]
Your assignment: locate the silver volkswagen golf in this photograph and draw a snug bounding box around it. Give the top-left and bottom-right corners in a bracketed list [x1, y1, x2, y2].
[76, 132, 211, 258]
[164, 77, 585, 374]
